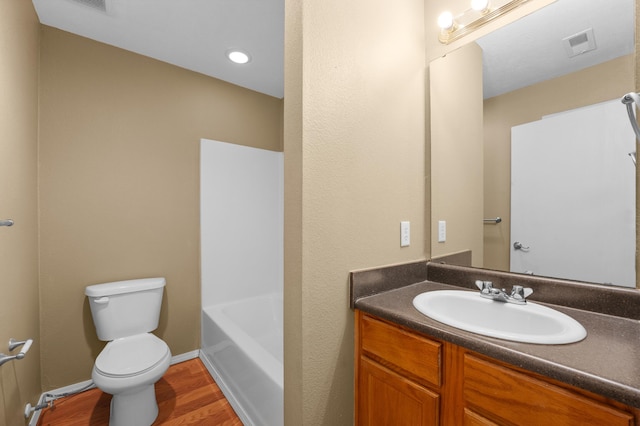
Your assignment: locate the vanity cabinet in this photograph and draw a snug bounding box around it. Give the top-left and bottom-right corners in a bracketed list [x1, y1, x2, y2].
[355, 311, 638, 426]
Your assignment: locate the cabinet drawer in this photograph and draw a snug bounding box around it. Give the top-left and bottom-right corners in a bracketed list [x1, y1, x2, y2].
[463, 408, 499, 426]
[463, 354, 633, 426]
[360, 314, 441, 387]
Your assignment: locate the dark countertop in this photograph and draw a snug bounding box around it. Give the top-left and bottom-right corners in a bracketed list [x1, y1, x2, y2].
[351, 262, 640, 408]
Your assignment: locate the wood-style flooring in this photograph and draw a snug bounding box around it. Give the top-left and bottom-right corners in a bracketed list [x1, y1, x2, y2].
[37, 358, 242, 426]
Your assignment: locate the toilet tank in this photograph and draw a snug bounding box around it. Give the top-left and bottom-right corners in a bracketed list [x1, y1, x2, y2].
[85, 277, 166, 341]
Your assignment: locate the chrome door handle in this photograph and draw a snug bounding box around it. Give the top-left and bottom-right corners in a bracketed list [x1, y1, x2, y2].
[513, 241, 530, 251]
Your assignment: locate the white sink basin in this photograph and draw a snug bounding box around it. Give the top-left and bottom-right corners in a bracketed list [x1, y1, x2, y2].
[412, 290, 587, 344]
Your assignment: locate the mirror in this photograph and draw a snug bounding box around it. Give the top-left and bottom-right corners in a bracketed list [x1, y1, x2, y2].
[430, 0, 637, 287]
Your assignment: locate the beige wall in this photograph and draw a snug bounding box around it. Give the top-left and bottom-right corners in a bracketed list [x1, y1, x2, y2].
[483, 55, 635, 271]
[38, 27, 282, 389]
[430, 43, 484, 266]
[283, 0, 427, 423]
[0, 1, 41, 425]
[283, 0, 303, 423]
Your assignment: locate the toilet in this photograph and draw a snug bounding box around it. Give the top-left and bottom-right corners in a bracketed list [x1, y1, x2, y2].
[85, 277, 172, 426]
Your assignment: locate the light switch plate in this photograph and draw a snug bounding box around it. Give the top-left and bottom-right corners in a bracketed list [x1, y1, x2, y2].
[400, 221, 410, 247]
[438, 220, 446, 242]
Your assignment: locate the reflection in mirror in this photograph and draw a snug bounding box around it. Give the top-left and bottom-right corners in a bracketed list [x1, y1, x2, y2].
[430, 0, 637, 287]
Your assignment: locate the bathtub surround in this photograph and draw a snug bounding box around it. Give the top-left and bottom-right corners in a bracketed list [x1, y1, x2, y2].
[200, 140, 284, 425]
[200, 140, 284, 306]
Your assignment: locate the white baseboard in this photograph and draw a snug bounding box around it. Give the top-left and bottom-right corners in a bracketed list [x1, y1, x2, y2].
[171, 349, 199, 365]
[27, 350, 200, 426]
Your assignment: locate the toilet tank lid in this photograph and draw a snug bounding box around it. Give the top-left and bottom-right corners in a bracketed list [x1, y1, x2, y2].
[85, 277, 166, 297]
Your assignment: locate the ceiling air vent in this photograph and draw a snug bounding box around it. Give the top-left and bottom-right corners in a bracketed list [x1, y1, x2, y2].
[70, 0, 108, 13]
[562, 28, 597, 58]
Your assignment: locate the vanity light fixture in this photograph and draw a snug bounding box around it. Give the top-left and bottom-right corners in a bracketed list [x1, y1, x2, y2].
[437, 11, 455, 31]
[471, 0, 490, 13]
[226, 49, 251, 64]
[438, 0, 531, 44]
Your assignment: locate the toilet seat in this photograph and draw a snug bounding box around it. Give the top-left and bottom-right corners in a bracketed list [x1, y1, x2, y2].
[95, 334, 170, 378]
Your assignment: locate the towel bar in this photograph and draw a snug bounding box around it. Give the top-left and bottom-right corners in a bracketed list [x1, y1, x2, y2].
[483, 217, 502, 224]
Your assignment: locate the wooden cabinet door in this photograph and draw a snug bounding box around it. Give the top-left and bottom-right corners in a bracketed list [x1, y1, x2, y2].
[358, 357, 439, 426]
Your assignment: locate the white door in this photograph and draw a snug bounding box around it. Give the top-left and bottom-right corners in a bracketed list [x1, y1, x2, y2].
[510, 99, 635, 287]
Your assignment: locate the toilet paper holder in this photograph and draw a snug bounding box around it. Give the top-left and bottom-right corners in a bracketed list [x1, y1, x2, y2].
[0, 338, 33, 367]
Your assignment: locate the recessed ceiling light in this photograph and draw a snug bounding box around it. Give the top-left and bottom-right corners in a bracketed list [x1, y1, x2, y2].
[227, 50, 251, 64]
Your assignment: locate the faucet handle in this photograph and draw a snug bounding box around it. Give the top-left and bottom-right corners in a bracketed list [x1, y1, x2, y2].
[475, 280, 493, 293]
[510, 285, 533, 301]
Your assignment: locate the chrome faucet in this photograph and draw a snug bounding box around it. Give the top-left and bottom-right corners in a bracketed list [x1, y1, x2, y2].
[474, 280, 533, 305]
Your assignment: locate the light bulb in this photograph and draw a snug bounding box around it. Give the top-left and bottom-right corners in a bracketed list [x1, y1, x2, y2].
[437, 11, 454, 30]
[471, 0, 490, 12]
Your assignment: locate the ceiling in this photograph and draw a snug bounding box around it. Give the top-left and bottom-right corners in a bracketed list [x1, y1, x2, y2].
[31, 0, 633, 101]
[477, 0, 634, 99]
[32, 0, 285, 99]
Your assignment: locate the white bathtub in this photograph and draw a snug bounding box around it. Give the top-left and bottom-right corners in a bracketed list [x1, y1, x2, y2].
[200, 294, 283, 426]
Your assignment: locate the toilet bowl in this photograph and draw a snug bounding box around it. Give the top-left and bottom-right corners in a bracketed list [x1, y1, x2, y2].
[92, 334, 171, 426]
[86, 278, 172, 426]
